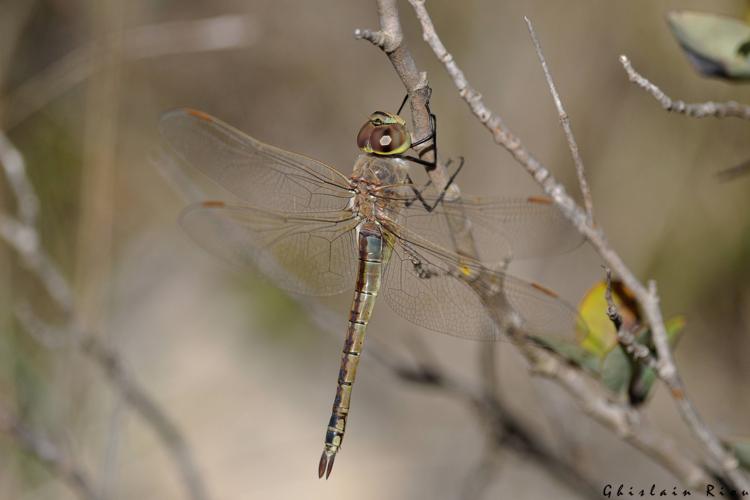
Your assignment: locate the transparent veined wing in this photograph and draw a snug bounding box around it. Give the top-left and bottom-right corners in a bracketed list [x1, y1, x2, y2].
[160, 108, 354, 213]
[374, 186, 583, 264]
[181, 201, 359, 296]
[380, 219, 585, 342]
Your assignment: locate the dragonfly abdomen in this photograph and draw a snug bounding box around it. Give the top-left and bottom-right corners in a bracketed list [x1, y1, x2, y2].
[319, 223, 385, 479]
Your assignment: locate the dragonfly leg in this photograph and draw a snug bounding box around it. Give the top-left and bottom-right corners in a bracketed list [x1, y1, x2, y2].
[403, 156, 465, 212]
[405, 110, 438, 171]
[398, 100, 467, 209]
[396, 93, 409, 115]
[404, 172, 433, 210]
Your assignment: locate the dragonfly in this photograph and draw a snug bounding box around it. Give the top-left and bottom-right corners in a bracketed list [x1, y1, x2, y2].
[160, 107, 585, 479]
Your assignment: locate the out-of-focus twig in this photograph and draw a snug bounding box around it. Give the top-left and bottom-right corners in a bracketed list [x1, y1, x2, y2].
[405, 2, 747, 492]
[620, 55, 750, 120]
[0, 403, 102, 500]
[74, 0, 122, 335]
[2, 15, 259, 129]
[525, 18, 594, 222]
[0, 133, 210, 500]
[0, 133, 38, 225]
[716, 158, 750, 182]
[0, 133, 73, 310]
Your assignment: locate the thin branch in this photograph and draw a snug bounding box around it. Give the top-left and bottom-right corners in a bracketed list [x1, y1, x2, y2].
[525, 17, 594, 222]
[0, 208, 74, 310]
[0, 134, 210, 500]
[405, 1, 747, 492]
[0, 404, 102, 500]
[0, 133, 38, 225]
[74, 0, 122, 334]
[620, 55, 750, 120]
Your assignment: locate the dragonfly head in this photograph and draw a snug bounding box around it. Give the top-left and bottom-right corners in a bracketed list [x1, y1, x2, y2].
[356, 111, 411, 156]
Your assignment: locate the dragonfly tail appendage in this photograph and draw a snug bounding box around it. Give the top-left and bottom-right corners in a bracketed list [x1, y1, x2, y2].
[318, 448, 336, 479]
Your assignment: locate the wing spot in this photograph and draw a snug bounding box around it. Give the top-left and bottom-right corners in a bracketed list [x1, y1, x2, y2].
[202, 200, 226, 208]
[530, 282, 559, 298]
[186, 108, 214, 122]
[527, 195, 553, 205]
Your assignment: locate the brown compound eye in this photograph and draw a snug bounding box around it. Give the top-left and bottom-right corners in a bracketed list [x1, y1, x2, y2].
[356, 122, 376, 151]
[358, 124, 410, 155]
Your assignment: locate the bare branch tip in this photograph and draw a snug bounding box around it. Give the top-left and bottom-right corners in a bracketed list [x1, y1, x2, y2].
[353, 27, 386, 48]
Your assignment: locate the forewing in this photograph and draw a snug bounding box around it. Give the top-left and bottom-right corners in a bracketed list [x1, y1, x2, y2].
[160, 108, 353, 212]
[381, 221, 584, 341]
[181, 202, 359, 296]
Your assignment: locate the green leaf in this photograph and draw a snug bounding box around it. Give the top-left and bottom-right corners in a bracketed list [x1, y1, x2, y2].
[667, 10, 750, 80]
[601, 345, 633, 393]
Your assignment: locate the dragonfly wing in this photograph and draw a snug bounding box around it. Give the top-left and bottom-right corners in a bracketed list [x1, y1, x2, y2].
[383, 234, 498, 340]
[181, 201, 359, 296]
[160, 108, 354, 213]
[381, 220, 584, 341]
[377, 187, 583, 263]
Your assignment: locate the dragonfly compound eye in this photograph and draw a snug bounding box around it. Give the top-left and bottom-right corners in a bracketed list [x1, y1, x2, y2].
[356, 121, 411, 156]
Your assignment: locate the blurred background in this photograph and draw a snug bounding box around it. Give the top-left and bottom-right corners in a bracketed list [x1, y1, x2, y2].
[1, 0, 750, 499]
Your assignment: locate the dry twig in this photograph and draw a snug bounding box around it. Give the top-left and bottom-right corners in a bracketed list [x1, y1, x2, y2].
[525, 19, 594, 222]
[620, 55, 750, 120]
[0, 404, 101, 500]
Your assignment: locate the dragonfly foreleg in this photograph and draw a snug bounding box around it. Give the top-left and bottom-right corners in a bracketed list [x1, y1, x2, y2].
[403, 109, 437, 172]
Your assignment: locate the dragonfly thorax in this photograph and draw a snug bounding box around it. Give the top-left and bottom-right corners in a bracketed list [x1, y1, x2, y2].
[351, 154, 409, 186]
